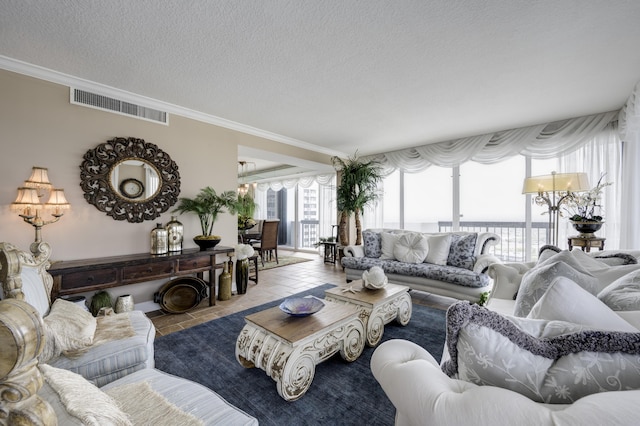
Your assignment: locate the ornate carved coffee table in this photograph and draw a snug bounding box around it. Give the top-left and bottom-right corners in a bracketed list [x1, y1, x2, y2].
[235, 299, 364, 401]
[324, 282, 412, 347]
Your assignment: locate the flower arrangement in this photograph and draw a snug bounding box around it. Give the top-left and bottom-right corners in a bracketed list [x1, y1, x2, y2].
[235, 243, 255, 260]
[563, 174, 612, 222]
[238, 216, 256, 230]
[236, 193, 257, 231]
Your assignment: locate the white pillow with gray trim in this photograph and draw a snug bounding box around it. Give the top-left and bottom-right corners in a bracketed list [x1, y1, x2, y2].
[442, 301, 640, 404]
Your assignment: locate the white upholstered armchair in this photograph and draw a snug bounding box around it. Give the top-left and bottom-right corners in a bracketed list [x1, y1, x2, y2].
[372, 248, 640, 425]
[371, 338, 640, 426]
[0, 241, 155, 386]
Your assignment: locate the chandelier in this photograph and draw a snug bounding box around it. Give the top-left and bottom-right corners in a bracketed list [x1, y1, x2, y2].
[238, 161, 256, 197]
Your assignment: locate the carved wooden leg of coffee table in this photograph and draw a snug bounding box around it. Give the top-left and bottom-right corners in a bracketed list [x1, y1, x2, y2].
[394, 291, 412, 326]
[236, 316, 365, 401]
[365, 291, 412, 346]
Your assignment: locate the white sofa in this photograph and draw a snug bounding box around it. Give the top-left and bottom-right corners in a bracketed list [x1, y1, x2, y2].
[0, 241, 258, 425]
[371, 248, 640, 425]
[0, 298, 258, 425]
[341, 229, 501, 302]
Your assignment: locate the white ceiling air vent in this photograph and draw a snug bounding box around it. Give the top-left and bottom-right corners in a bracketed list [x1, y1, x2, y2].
[70, 88, 168, 125]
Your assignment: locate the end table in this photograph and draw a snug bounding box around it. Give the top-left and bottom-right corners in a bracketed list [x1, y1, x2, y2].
[322, 241, 337, 264]
[567, 236, 605, 252]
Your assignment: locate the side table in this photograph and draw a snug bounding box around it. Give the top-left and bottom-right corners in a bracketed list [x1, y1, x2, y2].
[567, 236, 605, 253]
[322, 242, 337, 264]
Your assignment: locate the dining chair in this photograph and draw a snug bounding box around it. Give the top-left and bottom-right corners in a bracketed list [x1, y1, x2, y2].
[252, 219, 279, 266]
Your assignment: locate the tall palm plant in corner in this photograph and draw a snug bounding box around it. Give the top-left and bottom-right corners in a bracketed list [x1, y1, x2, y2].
[332, 153, 383, 246]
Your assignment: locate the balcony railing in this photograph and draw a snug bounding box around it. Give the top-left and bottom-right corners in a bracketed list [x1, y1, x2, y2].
[292, 219, 549, 262]
[438, 221, 549, 262]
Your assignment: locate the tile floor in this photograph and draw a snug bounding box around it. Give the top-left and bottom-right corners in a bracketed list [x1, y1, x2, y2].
[148, 249, 456, 336]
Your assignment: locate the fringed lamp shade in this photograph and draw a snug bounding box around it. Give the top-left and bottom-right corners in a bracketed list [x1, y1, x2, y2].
[11, 187, 43, 212]
[24, 167, 52, 191]
[12, 167, 71, 257]
[45, 189, 70, 214]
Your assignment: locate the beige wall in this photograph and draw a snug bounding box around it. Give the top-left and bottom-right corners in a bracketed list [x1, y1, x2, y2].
[0, 69, 332, 307]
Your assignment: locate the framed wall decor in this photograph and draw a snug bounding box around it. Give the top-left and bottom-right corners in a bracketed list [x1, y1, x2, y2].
[80, 137, 181, 223]
[119, 178, 145, 199]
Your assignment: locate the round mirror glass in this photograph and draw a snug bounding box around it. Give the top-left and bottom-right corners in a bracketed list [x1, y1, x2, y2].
[110, 159, 161, 201]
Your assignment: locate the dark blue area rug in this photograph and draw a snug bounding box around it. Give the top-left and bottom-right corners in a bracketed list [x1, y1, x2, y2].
[154, 284, 447, 426]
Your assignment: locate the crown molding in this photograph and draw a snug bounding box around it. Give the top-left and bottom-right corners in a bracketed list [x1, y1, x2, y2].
[0, 55, 346, 158]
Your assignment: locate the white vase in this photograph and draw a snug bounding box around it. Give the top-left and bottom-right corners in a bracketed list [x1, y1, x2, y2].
[115, 295, 134, 313]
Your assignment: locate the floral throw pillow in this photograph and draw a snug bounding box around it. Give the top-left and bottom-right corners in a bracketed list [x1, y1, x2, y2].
[598, 269, 640, 311]
[442, 301, 640, 404]
[446, 233, 477, 270]
[362, 230, 382, 258]
[527, 276, 637, 332]
[514, 260, 599, 317]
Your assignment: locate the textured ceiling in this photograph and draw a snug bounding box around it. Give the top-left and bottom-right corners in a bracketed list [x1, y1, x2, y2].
[2, 0, 640, 159]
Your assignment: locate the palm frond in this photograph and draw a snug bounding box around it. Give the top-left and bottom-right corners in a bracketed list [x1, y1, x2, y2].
[172, 187, 238, 236]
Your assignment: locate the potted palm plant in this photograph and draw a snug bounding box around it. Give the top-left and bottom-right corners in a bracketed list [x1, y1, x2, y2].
[172, 187, 237, 250]
[332, 153, 384, 246]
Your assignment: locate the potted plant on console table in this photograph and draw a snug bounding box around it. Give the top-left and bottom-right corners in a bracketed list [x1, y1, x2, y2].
[173, 186, 237, 250]
[564, 174, 612, 238]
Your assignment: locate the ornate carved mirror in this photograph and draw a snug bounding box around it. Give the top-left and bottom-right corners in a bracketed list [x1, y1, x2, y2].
[80, 137, 180, 223]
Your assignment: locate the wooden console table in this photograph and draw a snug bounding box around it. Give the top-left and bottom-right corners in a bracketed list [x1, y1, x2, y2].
[48, 247, 234, 306]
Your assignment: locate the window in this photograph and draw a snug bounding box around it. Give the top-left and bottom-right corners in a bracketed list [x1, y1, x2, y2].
[254, 175, 336, 251]
[404, 167, 453, 232]
[368, 144, 618, 262]
[459, 158, 528, 261]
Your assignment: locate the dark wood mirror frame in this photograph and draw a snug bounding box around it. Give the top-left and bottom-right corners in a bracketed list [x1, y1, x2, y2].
[80, 137, 181, 223]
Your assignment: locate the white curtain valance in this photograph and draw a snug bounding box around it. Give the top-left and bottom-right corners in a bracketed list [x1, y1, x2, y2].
[366, 110, 618, 175]
[255, 173, 335, 192]
[619, 81, 640, 142]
